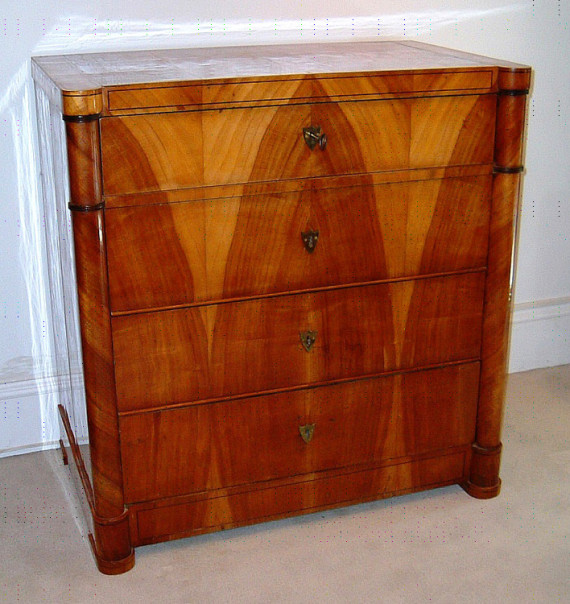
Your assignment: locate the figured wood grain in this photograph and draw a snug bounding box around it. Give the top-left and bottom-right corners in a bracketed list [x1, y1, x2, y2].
[112, 273, 484, 412]
[71, 216, 134, 574]
[64, 119, 102, 207]
[32, 41, 530, 573]
[131, 450, 467, 545]
[103, 165, 492, 208]
[465, 66, 531, 498]
[120, 363, 478, 502]
[105, 70, 494, 114]
[106, 176, 491, 312]
[100, 95, 495, 195]
[65, 116, 133, 573]
[62, 90, 102, 117]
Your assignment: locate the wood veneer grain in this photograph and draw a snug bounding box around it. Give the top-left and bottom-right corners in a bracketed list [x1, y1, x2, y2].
[106, 176, 491, 312]
[131, 450, 468, 545]
[64, 118, 133, 573]
[120, 363, 479, 502]
[105, 70, 494, 114]
[100, 95, 495, 195]
[111, 273, 485, 412]
[464, 66, 531, 498]
[32, 41, 530, 573]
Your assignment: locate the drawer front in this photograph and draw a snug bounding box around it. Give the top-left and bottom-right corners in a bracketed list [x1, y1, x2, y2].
[112, 273, 484, 412]
[107, 71, 494, 113]
[106, 176, 491, 312]
[120, 363, 479, 502]
[100, 95, 495, 195]
[132, 451, 467, 544]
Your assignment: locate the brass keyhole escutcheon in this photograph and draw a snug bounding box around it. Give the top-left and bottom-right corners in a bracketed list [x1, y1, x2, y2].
[299, 424, 316, 444]
[300, 330, 317, 352]
[303, 126, 327, 151]
[301, 229, 319, 253]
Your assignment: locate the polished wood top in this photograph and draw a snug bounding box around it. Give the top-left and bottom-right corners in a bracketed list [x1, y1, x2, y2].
[32, 40, 529, 93]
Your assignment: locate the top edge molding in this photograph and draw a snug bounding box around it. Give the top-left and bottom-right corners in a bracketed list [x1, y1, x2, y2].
[32, 40, 530, 94]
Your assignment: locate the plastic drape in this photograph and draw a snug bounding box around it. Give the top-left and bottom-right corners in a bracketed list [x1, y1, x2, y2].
[8, 5, 527, 456]
[34, 82, 88, 447]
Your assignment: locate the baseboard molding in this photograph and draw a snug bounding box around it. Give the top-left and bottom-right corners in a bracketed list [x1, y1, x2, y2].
[0, 435, 90, 459]
[509, 296, 570, 373]
[1, 298, 568, 457]
[0, 370, 83, 400]
[0, 369, 84, 458]
[0, 439, 61, 459]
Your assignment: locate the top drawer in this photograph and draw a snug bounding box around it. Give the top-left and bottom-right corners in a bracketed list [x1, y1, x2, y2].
[100, 95, 495, 195]
[105, 71, 495, 113]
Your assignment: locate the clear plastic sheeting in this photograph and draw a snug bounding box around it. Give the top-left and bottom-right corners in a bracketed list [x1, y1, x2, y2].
[17, 72, 60, 451]
[0, 63, 73, 454]
[5, 6, 529, 456]
[2, 68, 88, 456]
[32, 40, 522, 94]
[33, 83, 88, 453]
[33, 7, 525, 55]
[0, 57, 89, 456]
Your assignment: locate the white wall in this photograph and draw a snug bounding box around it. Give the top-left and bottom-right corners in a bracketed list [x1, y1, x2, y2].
[1, 0, 569, 456]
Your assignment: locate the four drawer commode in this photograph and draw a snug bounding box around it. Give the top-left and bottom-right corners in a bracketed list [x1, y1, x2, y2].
[32, 41, 530, 574]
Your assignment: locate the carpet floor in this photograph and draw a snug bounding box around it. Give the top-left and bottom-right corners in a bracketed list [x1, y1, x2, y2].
[1, 364, 569, 602]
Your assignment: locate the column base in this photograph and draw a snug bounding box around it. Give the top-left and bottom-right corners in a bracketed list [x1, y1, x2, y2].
[59, 404, 135, 574]
[89, 533, 135, 575]
[461, 478, 501, 499]
[462, 442, 503, 499]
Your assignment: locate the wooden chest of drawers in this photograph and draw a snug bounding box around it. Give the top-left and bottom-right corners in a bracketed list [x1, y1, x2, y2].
[32, 41, 530, 574]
